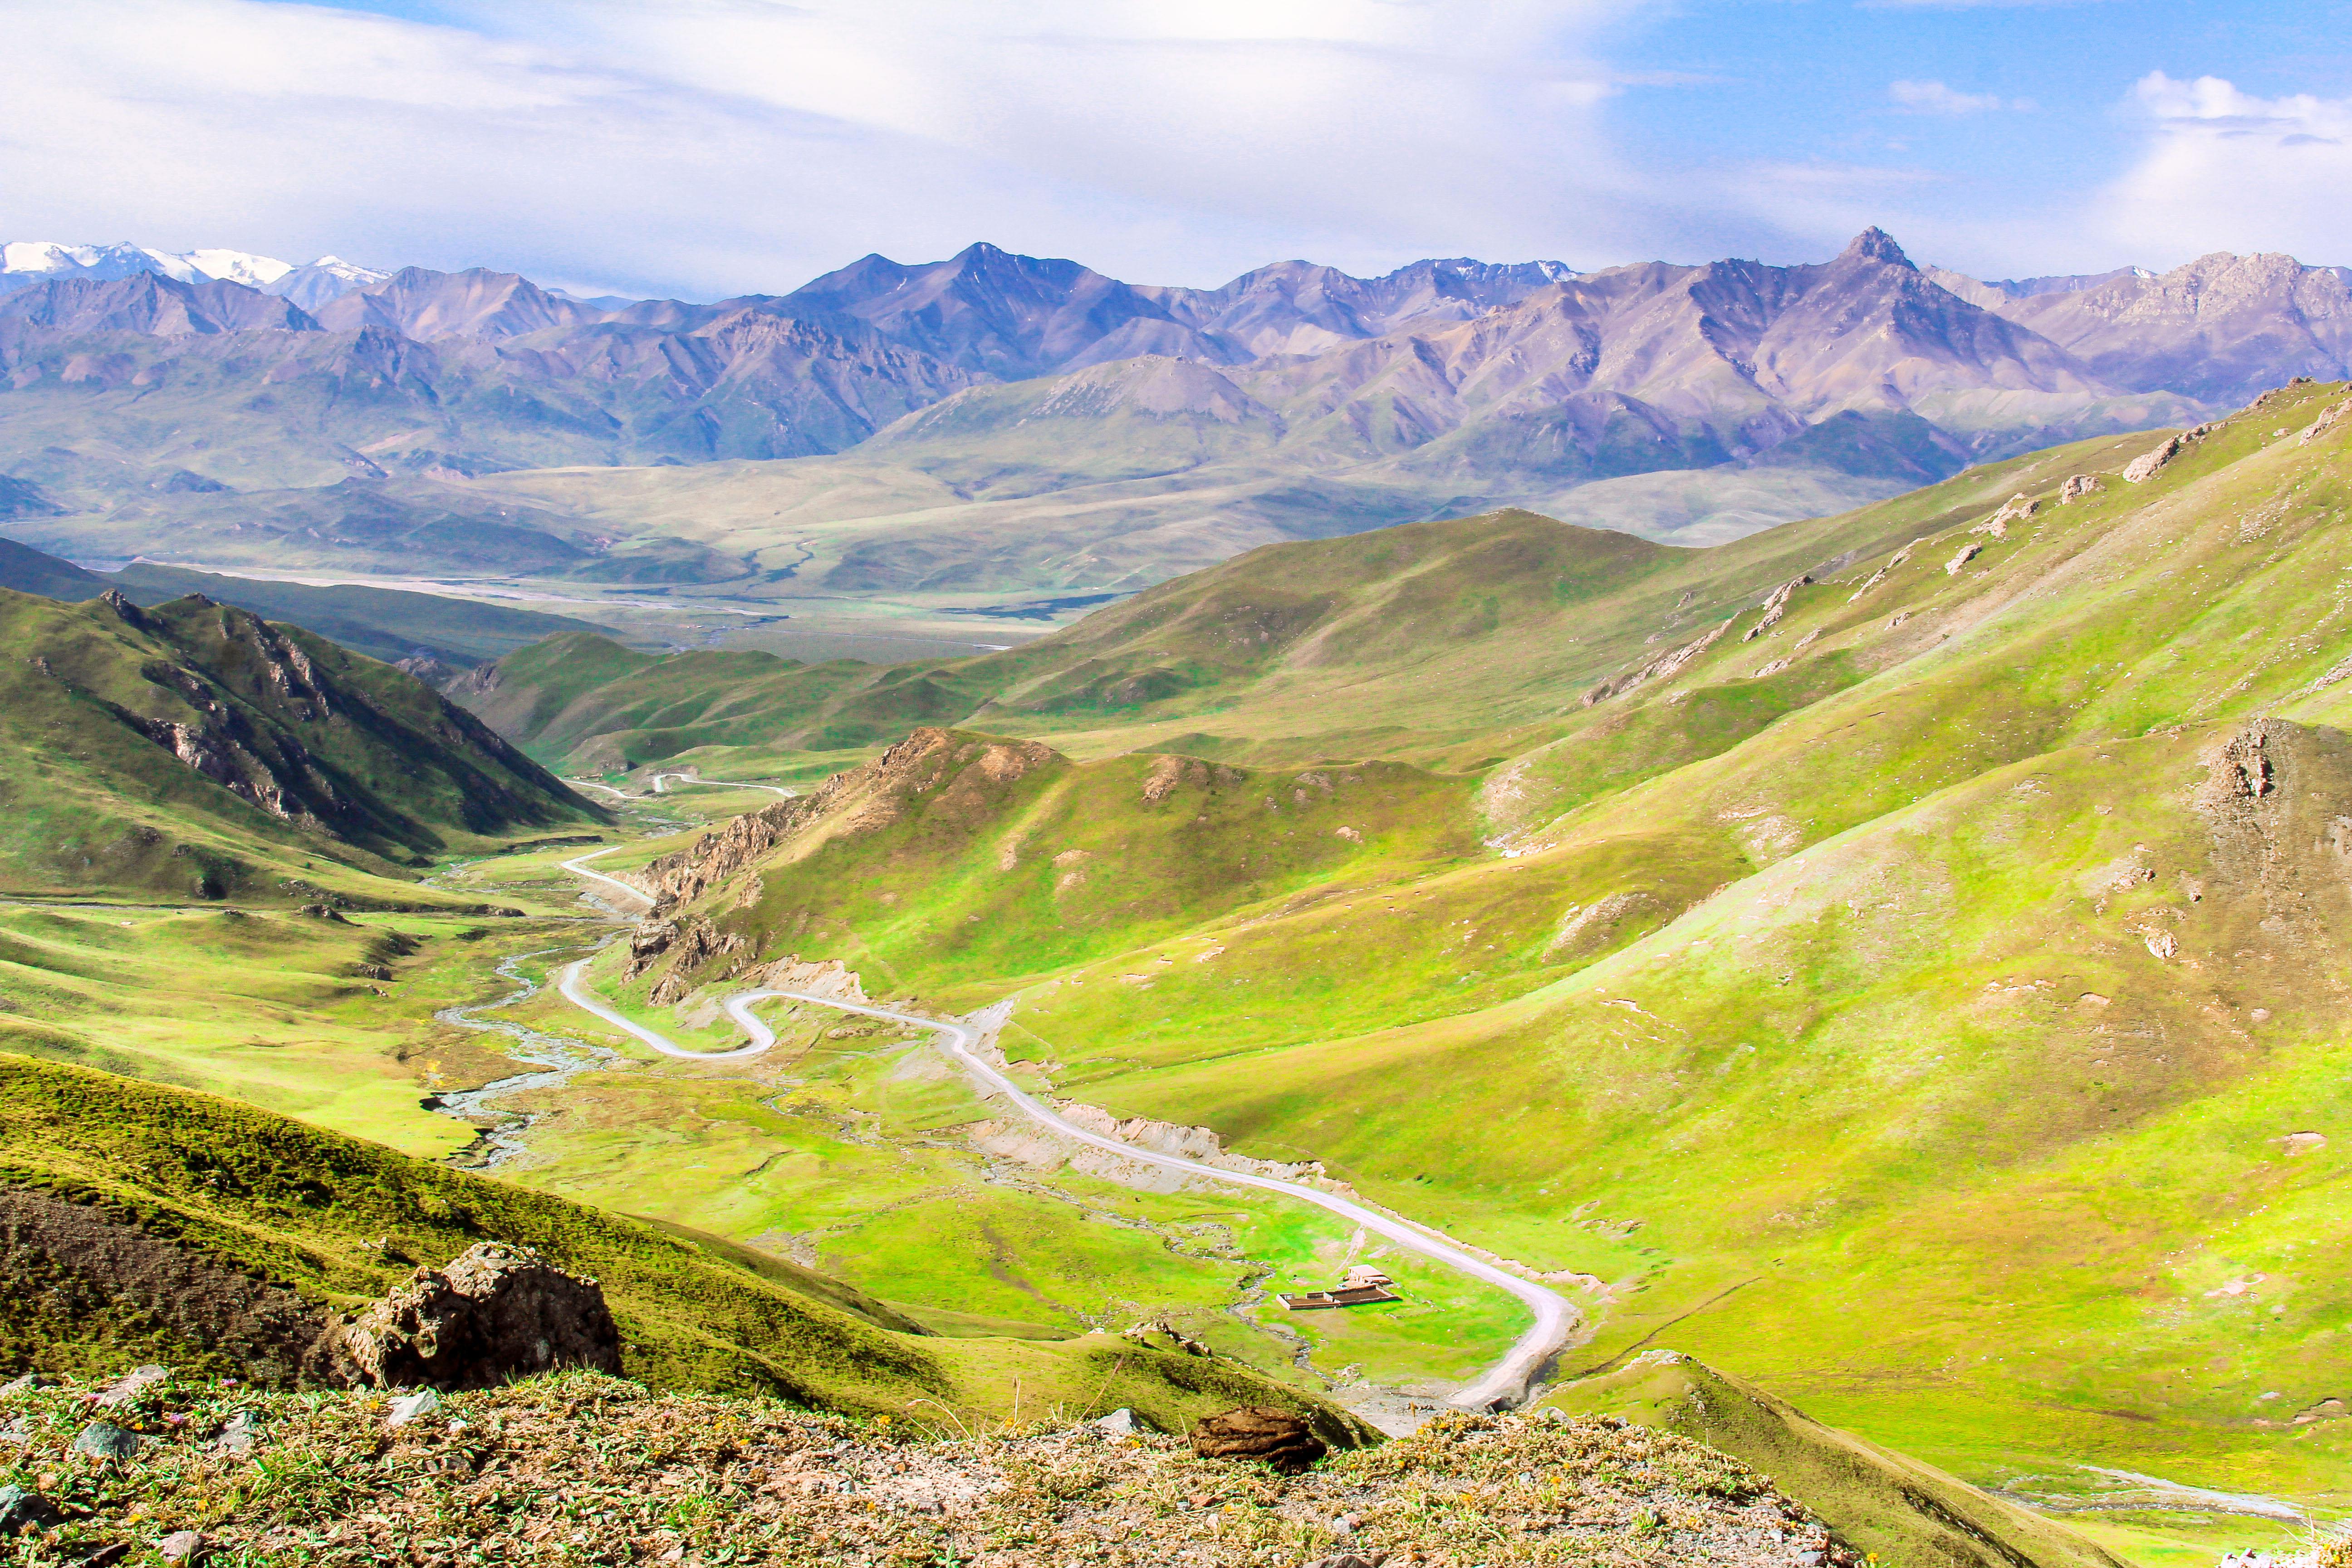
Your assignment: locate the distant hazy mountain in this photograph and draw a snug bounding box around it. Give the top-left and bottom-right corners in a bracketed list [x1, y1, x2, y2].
[870, 230, 2190, 490]
[779, 243, 1581, 378]
[311, 265, 605, 341]
[0, 271, 318, 334]
[1935, 252, 2352, 405]
[1149, 256, 1580, 360]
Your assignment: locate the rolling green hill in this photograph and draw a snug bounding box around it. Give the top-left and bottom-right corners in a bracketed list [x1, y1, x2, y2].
[528, 381, 2352, 1533]
[452, 434, 2166, 780]
[0, 1052, 1373, 1442]
[0, 586, 603, 901]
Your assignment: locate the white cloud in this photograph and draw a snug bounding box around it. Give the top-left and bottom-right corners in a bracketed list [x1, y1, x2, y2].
[1888, 80, 2028, 114]
[2087, 73, 2352, 266]
[0, 0, 1666, 296]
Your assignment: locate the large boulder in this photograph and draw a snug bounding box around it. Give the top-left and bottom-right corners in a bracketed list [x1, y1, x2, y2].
[1189, 1405, 1327, 1475]
[323, 1242, 622, 1390]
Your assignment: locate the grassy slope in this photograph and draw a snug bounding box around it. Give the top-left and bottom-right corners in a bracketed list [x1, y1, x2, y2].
[1553, 1351, 2131, 1568]
[0, 588, 602, 901]
[0, 1052, 1377, 1444]
[587, 384, 2352, 1524]
[454, 633, 901, 773]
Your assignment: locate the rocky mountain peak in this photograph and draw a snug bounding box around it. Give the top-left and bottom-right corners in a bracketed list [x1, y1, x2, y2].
[1840, 227, 1915, 270]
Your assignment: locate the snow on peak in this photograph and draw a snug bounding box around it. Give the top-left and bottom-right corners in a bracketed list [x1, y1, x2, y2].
[179, 248, 294, 286]
[0, 240, 300, 289]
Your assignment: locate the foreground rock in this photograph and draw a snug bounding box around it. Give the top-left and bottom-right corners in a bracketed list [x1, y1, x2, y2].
[0, 1370, 1867, 1566]
[1191, 1405, 1328, 1475]
[322, 1242, 622, 1390]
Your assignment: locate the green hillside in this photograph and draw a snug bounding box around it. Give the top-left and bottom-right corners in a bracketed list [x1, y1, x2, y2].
[0, 586, 603, 901]
[1554, 1352, 2135, 1568]
[533, 382, 2352, 1535]
[0, 1052, 1376, 1443]
[448, 633, 897, 772]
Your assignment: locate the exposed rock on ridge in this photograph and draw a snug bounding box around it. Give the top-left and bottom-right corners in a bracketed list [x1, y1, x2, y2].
[322, 1241, 622, 1391]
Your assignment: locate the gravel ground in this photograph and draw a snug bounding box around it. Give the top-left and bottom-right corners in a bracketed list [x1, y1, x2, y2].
[0, 1370, 1864, 1567]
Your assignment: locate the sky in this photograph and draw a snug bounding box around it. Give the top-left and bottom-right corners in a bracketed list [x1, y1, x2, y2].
[0, 0, 2346, 299]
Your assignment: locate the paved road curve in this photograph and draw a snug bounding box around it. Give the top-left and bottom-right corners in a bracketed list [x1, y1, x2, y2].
[549, 850, 1573, 1410]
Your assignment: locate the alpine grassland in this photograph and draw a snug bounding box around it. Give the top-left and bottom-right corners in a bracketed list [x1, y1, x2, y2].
[511, 381, 2352, 1548]
[10, 380, 2352, 1560]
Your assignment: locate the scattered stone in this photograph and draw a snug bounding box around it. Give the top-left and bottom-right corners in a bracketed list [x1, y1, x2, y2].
[1190, 1405, 1328, 1475]
[323, 1241, 622, 1390]
[1302, 1554, 1389, 1568]
[1122, 1319, 1213, 1358]
[71, 1421, 145, 1459]
[387, 1388, 442, 1428]
[2059, 474, 2105, 504]
[93, 1365, 170, 1410]
[0, 1482, 64, 1534]
[1091, 1408, 1154, 1438]
[0, 1374, 58, 1399]
[211, 1409, 264, 1455]
[158, 1529, 205, 1562]
[2281, 1132, 2328, 1156]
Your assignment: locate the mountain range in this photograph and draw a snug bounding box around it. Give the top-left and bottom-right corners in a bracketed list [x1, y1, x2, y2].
[2, 229, 2349, 591]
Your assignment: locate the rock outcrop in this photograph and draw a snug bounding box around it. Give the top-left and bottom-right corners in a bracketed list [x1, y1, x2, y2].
[625, 915, 755, 1004]
[1738, 575, 1812, 642]
[1971, 494, 2037, 539]
[322, 1242, 622, 1390]
[2122, 434, 2183, 483]
[2060, 474, 2105, 503]
[1582, 616, 1735, 706]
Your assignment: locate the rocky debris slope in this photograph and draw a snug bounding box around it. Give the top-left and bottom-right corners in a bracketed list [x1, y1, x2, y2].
[637, 727, 1058, 917]
[322, 1242, 622, 1391]
[0, 1370, 1869, 1567]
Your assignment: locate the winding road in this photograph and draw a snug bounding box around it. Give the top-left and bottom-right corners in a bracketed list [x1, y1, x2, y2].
[548, 848, 1573, 1410]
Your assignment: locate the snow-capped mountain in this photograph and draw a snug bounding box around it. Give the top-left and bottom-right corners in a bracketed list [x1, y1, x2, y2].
[0, 241, 386, 304]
